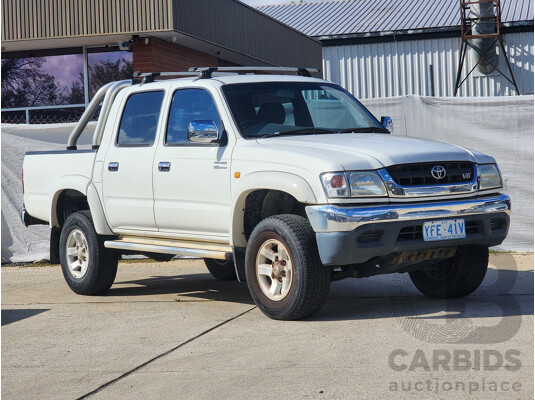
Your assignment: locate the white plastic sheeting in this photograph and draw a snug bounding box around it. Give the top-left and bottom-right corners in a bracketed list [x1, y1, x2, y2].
[1, 95, 532, 262]
[1, 123, 94, 263]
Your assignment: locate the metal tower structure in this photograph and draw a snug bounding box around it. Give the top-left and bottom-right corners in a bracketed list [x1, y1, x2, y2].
[454, 0, 520, 96]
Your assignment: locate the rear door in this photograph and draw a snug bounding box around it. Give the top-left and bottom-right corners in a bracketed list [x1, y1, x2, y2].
[102, 90, 165, 231]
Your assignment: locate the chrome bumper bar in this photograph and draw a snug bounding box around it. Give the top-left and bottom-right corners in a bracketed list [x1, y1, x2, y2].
[305, 194, 511, 233]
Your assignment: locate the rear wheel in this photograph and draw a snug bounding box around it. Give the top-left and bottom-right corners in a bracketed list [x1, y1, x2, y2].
[204, 258, 237, 281]
[147, 253, 175, 262]
[59, 211, 118, 295]
[245, 215, 330, 320]
[409, 245, 489, 299]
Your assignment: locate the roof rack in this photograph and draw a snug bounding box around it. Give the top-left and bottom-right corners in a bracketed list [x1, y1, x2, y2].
[189, 66, 319, 79]
[133, 67, 319, 83]
[133, 71, 199, 84]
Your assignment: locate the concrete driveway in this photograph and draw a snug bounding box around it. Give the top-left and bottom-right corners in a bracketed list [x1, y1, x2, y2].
[2, 254, 533, 400]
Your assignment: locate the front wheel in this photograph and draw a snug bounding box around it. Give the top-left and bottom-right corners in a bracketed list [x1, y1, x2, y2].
[245, 215, 330, 320]
[59, 211, 118, 295]
[409, 245, 489, 299]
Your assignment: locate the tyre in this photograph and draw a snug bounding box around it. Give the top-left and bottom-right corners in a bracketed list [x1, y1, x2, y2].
[148, 253, 175, 262]
[204, 258, 237, 281]
[59, 210, 118, 295]
[245, 215, 331, 320]
[409, 245, 489, 299]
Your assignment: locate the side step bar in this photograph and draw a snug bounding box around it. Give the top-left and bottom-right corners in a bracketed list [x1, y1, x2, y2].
[104, 237, 232, 260]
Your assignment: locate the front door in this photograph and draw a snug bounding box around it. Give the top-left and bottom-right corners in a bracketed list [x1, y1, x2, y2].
[153, 88, 232, 240]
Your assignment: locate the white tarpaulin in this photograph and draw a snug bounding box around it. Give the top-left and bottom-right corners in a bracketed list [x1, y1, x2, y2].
[1, 123, 94, 263]
[1, 95, 533, 262]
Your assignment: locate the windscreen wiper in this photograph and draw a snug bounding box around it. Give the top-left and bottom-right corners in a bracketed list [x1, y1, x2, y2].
[258, 128, 335, 138]
[337, 127, 389, 133]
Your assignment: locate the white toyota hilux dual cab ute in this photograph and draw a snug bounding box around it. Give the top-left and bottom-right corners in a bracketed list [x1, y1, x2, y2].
[21, 66, 511, 320]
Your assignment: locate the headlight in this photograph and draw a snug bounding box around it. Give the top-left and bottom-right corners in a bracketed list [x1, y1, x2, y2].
[321, 171, 387, 198]
[320, 172, 349, 198]
[348, 171, 387, 197]
[479, 164, 502, 190]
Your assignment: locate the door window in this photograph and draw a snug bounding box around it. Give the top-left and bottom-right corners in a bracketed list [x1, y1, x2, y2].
[166, 89, 222, 145]
[117, 91, 164, 146]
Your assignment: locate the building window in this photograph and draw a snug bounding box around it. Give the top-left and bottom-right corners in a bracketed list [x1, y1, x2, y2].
[1, 54, 84, 109]
[87, 50, 133, 100]
[1, 48, 133, 124]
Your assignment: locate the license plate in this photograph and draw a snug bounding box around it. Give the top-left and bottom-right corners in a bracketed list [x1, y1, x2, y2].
[423, 219, 466, 242]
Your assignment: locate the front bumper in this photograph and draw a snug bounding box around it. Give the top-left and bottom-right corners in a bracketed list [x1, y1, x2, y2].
[305, 194, 511, 266]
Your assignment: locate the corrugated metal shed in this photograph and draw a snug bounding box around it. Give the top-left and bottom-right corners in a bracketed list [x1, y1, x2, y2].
[259, 0, 533, 98]
[258, 0, 534, 38]
[323, 31, 534, 97]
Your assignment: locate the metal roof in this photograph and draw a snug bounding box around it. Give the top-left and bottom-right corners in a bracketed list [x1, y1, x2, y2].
[257, 0, 534, 38]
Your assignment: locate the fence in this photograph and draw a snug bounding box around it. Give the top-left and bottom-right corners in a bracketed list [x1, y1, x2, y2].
[1, 104, 91, 124]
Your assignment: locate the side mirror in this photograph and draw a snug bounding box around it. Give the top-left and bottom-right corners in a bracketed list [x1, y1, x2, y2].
[381, 116, 393, 133]
[187, 120, 219, 143]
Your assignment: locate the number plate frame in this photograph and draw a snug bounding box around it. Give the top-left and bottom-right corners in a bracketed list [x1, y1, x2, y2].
[422, 219, 466, 242]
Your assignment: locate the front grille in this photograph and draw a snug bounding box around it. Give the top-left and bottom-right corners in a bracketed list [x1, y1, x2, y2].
[397, 221, 480, 242]
[466, 221, 480, 235]
[490, 218, 507, 231]
[387, 162, 475, 186]
[357, 230, 384, 243]
[397, 225, 423, 241]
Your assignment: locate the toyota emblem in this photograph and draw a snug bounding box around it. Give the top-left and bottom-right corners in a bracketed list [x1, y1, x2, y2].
[431, 165, 446, 180]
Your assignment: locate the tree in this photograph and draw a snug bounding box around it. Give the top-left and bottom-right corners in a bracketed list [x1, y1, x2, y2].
[1, 58, 64, 108]
[1, 56, 134, 109]
[88, 58, 133, 99]
[62, 73, 85, 105]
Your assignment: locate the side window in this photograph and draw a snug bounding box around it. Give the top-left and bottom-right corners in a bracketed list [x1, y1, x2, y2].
[117, 91, 164, 146]
[166, 89, 222, 144]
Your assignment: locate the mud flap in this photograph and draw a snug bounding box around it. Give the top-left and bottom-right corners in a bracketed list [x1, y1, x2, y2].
[49, 227, 61, 264]
[233, 248, 246, 282]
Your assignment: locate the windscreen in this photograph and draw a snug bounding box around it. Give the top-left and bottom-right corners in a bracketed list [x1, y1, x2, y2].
[222, 82, 386, 138]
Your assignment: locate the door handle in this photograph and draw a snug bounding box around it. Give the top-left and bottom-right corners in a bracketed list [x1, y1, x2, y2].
[108, 162, 119, 172]
[158, 162, 171, 172]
